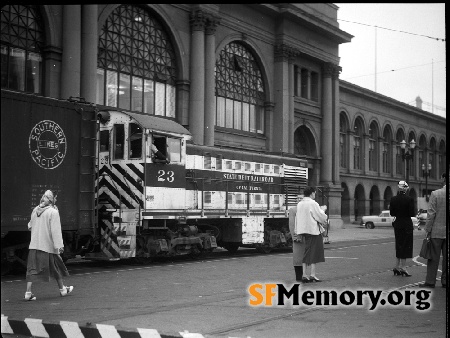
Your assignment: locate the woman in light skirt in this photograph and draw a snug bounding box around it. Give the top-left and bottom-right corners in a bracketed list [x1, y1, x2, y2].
[24, 190, 73, 301]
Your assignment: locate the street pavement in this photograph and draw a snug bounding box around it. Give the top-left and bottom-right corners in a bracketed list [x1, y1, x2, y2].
[1, 222, 446, 338]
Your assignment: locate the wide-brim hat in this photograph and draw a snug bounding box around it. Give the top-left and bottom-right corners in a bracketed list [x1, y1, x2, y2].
[398, 180, 409, 189]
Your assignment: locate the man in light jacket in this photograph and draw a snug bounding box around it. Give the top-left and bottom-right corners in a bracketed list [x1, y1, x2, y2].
[295, 186, 328, 282]
[419, 172, 447, 288]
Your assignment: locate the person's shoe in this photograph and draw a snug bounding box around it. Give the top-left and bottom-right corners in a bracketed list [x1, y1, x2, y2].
[60, 286, 74, 296]
[309, 276, 322, 282]
[418, 282, 435, 288]
[399, 269, 412, 277]
[301, 277, 310, 284]
[294, 266, 304, 282]
[393, 268, 401, 276]
[24, 292, 36, 301]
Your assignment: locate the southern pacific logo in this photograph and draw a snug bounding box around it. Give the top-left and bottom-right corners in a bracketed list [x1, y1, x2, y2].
[29, 120, 67, 169]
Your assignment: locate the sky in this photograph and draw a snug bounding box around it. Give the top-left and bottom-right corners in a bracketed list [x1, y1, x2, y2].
[335, 3, 446, 118]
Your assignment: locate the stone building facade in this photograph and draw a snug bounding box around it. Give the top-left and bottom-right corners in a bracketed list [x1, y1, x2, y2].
[1, 4, 446, 228]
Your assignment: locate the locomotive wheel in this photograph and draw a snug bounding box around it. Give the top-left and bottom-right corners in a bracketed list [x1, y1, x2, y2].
[1, 261, 13, 276]
[189, 245, 204, 260]
[223, 244, 239, 253]
[132, 257, 154, 265]
[1, 248, 28, 275]
[256, 245, 272, 254]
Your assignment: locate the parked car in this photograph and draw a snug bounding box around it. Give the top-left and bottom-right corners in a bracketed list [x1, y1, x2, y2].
[360, 210, 418, 229]
[417, 209, 427, 230]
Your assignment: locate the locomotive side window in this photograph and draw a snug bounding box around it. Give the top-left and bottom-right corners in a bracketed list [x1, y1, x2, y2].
[167, 137, 181, 163]
[216, 155, 223, 170]
[129, 123, 142, 159]
[100, 130, 109, 152]
[113, 124, 124, 160]
[152, 136, 169, 163]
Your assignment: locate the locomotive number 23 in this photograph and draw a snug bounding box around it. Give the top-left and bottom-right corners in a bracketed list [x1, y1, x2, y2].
[157, 170, 175, 182]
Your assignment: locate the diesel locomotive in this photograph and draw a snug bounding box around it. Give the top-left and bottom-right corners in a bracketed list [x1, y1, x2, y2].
[1, 89, 308, 272]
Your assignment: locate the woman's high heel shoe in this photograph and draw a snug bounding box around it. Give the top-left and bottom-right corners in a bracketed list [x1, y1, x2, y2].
[399, 269, 412, 277]
[393, 268, 401, 276]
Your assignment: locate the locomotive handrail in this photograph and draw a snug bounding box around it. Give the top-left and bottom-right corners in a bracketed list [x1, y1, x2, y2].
[185, 175, 305, 217]
[100, 172, 122, 225]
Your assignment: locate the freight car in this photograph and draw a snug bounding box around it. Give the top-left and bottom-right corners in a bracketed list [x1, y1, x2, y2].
[1, 89, 308, 272]
[1, 90, 97, 274]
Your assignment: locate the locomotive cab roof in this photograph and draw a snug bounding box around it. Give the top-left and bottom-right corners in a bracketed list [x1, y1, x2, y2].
[100, 109, 192, 139]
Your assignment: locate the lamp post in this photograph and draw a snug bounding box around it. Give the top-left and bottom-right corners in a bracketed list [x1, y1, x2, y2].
[400, 139, 416, 183]
[422, 163, 432, 201]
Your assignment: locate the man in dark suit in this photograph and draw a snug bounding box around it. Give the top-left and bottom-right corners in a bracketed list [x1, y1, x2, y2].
[419, 172, 447, 288]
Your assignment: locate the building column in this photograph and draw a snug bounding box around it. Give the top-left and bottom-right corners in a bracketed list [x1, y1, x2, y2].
[61, 5, 81, 99]
[320, 63, 333, 185]
[265, 102, 275, 152]
[391, 141, 398, 178]
[377, 137, 384, 176]
[412, 148, 420, 180]
[332, 66, 341, 184]
[348, 131, 355, 172]
[273, 44, 291, 153]
[363, 133, 370, 175]
[306, 70, 311, 100]
[81, 5, 98, 103]
[42, 46, 62, 98]
[176, 80, 190, 126]
[188, 10, 206, 145]
[328, 65, 343, 228]
[204, 16, 220, 146]
[288, 57, 295, 153]
[296, 67, 301, 97]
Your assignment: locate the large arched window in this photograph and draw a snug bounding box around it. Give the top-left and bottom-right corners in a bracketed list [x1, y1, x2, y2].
[408, 131, 416, 177]
[97, 5, 177, 117]
[382, 126, 392, 173]
[339, 113, 349, 168]
[438, 140, 446, 177]
[353, 117, 364, 170]
[215, 42, 265, 134]
[368, 121, 379, 172]
[418, 134, 427, 178]
[1, 5, 44, 94]
[294, 125, 316, 157]
[429, 137, 436, 179]
[395, 129, 405, 175]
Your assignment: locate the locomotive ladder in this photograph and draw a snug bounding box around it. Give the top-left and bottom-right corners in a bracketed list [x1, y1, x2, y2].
[78, 106, 98, 237]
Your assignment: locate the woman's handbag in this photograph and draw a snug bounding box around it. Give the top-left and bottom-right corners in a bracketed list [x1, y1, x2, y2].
[317, 222, 326, 236]
[419, 237, 432, 260]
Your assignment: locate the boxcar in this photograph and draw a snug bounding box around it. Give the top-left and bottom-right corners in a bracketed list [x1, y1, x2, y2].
[1, 90, 97, 273]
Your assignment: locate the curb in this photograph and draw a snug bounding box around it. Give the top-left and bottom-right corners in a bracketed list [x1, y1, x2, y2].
[1, 314, 206, 338]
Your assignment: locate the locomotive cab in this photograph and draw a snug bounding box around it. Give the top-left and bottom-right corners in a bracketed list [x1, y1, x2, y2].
[94, 110, 195, 260]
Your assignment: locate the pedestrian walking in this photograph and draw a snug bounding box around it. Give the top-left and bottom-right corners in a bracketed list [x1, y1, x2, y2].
[295, 186, 328, 282]
[389, 181, 415, 277]
[24, 190, 73, 301]
[419, 172, 447, 288]
[289, 195, 307, 282]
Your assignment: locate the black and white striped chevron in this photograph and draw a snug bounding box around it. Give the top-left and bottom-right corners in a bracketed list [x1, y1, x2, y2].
[97, 163, 144, 210]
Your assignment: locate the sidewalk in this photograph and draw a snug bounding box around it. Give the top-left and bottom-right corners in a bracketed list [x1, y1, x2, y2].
[324, 222, 425, 243]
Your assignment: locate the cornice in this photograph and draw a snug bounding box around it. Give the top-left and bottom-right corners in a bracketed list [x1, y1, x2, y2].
[258, 3, 353, 44]
[339, 80, 446, 123]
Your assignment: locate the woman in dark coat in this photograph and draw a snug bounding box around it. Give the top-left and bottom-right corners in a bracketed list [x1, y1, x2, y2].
[389, 180, 415, 276]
